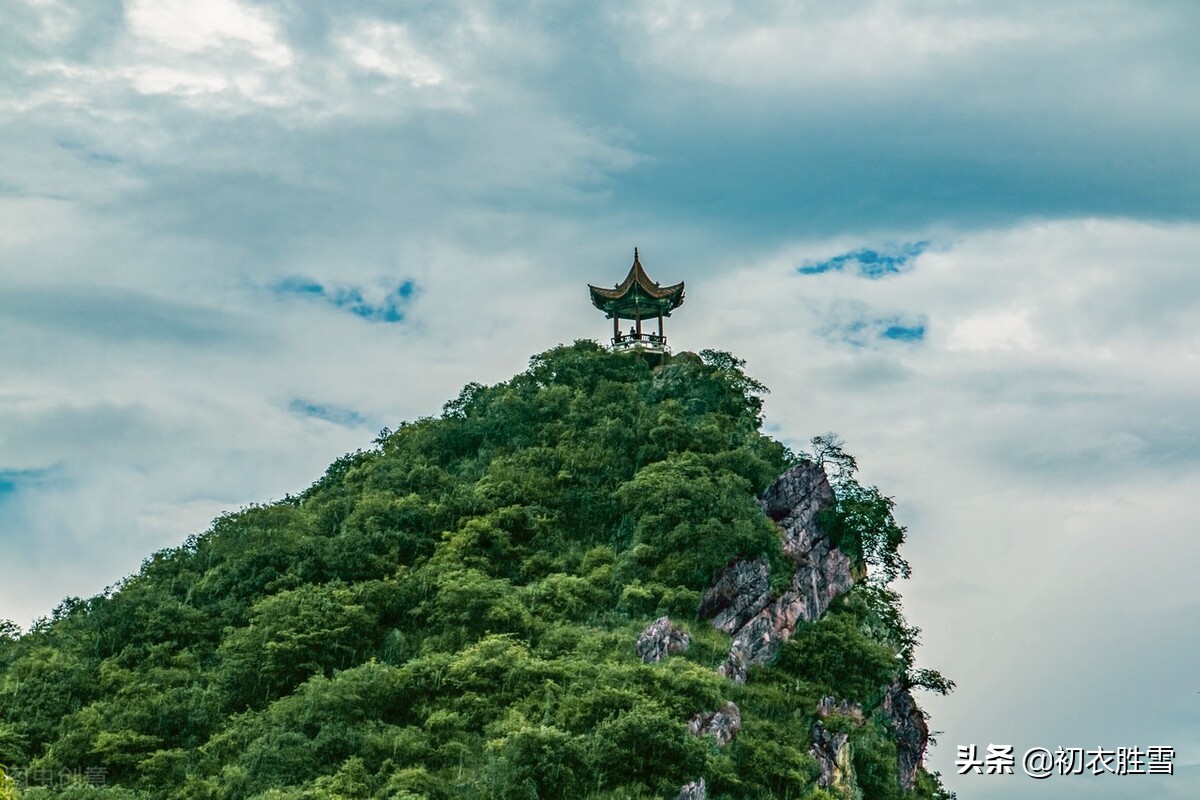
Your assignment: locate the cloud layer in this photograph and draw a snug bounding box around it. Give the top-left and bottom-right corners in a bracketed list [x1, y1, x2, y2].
[2, 2, 1199, 797]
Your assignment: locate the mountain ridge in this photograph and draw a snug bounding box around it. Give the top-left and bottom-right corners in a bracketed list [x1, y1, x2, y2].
[0, 342, 953, 800]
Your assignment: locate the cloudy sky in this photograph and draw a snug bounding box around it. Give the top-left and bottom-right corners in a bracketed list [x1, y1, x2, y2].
[2, 1, 1199, 796]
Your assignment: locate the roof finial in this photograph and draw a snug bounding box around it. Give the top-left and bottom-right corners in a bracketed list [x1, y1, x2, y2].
[634, 246, 639, 262]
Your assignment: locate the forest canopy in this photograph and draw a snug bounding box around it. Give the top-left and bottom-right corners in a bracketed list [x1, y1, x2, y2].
[0, 342, 951, 800]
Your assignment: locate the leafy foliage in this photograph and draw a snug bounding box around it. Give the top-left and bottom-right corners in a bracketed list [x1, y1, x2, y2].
[0, 343, 950, 799]
[809, 433, 909, 585]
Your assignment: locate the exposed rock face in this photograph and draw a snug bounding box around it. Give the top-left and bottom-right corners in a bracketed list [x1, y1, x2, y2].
[635, 616, 691, 664]
[815, 695, 864, 725]
[881, 679, 929, 790]
[695, 558, 771, 634]
[811, 697, 864, 797]
[699, 462, 852, 682]
[665, 462, 926, 799]
[810, 721, 861, 799]
[764, 463, 854, 621]
[758, 460, 830, 524]
[687, 701, 742, 746]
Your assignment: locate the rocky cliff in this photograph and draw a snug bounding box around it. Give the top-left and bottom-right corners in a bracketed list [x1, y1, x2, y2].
[699, 461, 854, 683]
[658, 461, 930, 799]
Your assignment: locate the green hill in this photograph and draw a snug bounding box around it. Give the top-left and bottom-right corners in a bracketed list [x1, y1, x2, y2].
[0, 342, 953, 800]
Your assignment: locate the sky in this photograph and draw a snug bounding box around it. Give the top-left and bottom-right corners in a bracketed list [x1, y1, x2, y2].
[2, 1, 1199, 797]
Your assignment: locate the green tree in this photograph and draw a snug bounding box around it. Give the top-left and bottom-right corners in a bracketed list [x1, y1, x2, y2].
[0, 345, 953, 800]
[811, 434, 910, 585]
[218, 584, 379, 709]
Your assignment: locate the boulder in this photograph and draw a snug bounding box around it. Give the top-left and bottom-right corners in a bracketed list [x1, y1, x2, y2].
[881, 678, 929, 790]
[700, 462, 852, 682]
[635, 616, 690, 664]
[687, 701, 742, 747]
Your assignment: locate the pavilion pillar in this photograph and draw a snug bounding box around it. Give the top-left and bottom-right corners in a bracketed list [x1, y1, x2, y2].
[613, 316, 619, 341]
[635, 313, 642, 338]
[658, 312, 664, 340]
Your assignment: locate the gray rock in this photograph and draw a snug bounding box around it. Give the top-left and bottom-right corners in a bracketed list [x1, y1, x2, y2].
[811, 721, 861, 798]
[696, 557, 771, 634]
[681, 462, 925, 796]
[881, 679, 928, 790]
[758, 458, 832, 524]
[635, 616, 690, 664]
[701, 462, 852, 682]
[816, 695, 864, 724]
[687, 701, 742, 746]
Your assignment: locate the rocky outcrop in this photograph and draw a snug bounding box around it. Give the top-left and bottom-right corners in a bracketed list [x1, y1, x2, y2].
[699, 462, 852, 682]
[636, 616, 690, 664]
[810, 721, 861, 799]
[758, 460, 830, 524]
[664, 462, 927, 799]
[696, 558, 771, 634]
[687, 701, 741, 746]
[881, 679, 928, 790]
[681, 697, 739, 800]
[811, 697, 865, 796]
[764, 463, 854, 622]
[815, 695, 864, 725]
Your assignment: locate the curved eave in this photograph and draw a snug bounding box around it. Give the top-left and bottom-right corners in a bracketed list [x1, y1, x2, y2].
[588, 256, 685, 318]
[589, 285, 685, 319]
[591, 257, 683, 298]
[589, 276, 685, 302]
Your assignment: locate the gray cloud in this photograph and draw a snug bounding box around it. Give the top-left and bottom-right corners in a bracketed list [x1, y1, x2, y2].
[6, 0, 1190, 267]
[2, 2, 1199, 797]
[0, 285, 248, 343]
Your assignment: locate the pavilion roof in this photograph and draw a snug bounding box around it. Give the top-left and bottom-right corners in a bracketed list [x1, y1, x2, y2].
[588, 250, 685, 319]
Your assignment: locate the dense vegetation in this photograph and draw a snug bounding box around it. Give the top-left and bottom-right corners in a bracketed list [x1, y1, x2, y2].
[0, 342, 952, 799]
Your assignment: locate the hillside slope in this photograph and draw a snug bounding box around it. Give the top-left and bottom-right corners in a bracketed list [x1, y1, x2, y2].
[0, 343, 953, 800]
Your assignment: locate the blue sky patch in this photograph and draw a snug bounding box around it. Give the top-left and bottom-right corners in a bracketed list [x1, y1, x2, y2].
[882, 323, 926, 342]
[275, 278, 417, 323]
[276, 278, 326, 296]
[0, 468, 58, 502]
[822, 312, 928, 347]
[799, 241, 929, 279]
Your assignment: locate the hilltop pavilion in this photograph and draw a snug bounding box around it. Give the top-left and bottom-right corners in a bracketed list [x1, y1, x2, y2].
[588, 249, 685, 356]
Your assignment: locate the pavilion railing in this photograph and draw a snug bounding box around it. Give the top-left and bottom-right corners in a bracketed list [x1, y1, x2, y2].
[611, 332, 670, 354]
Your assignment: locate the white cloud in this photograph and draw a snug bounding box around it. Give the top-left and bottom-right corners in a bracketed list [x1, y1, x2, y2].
[2, 2, 1199, 796]
[95, 0, 298, 110]
[612, 0, 1061, 88]
[338, 20, 446, 88]
[946, 308, 1039, 352]
[696, 219, 1200, 795]
[125, 0, 291, 66]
